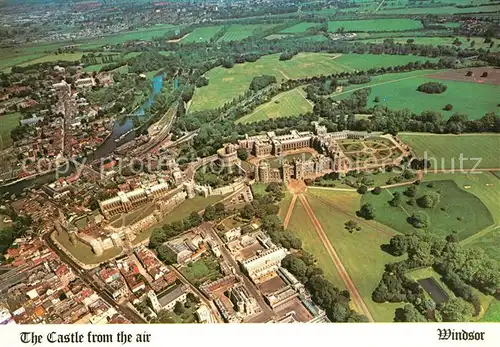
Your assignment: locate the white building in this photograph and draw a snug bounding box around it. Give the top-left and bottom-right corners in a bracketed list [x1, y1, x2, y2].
[240, 247, 288, 280]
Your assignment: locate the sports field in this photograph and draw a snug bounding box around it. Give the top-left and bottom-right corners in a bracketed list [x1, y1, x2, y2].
[328, 19, 423, 32]
[236, 88, 312, 124]
[361, 179, 494, 240]
[181, 26, 223, 43]
[281, 196, 345, 289]
[280, 22, 320, 33]
[303, 189, 404, 322]
[0, 112, 21, 150]
[218, 24, 278, 42]
[400, 134, 500, 169]
[333, 74, 500, 120]
[356, 36, 499, 52]
[190, 53, 437, 112]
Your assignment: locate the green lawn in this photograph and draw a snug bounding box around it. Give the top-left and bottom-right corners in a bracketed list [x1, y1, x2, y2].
[482, 300, 500, 322]
[83, 64, 105, 73]
[334, 73, 500, 119]
[280, 22, 320, 33]
[284, 197, 346, 290]
[133, 195, 226, 244]
[305, 189, 404, 322]
[0, 112, 22, 149]
[16, 53, 83, 67]
[236, 88, 312, 124]
[54, 231, 122, 265]
[361, 180, 494, 240]
[328, 19, 423, 32]
[251, 183, 269, 197]
[379, 4, 500, 15]
[180, 257, 223, 285]
[400, 134, 500, 169]
[181, 26, 223, 43]
[218, 24, 278, 42]
[191, 53, 436, 112]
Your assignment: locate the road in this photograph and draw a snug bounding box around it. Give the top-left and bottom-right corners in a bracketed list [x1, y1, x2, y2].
[43, 233, 146, 324]
[298, 194, 375, 322]
[200, 222, 275, 319]
[168, 266, 223, 323]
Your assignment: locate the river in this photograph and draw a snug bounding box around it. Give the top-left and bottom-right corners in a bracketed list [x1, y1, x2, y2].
[0, 74, 165, 196]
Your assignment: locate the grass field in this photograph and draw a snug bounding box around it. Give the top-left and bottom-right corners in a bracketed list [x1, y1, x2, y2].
[328, 19, 423, 32]
[180, 257, 222, 285]
[218, 24, 278, 42]
[482, 300, 500, 322]
[356, 36, 499, 52]
[181, 26, 223, 43]
[54, 231, 122, 265]
[333, 73, 500, 120]
[133, 195, 226, 244]
[283, 196, 345, 289]
[236, 87, 312, 124]
[280, 22, 320, 33]
[17, 53, 83, 67]
[191, 53, 437, 112]
[400, 134, 500, 169]
[361, 180, 494, 240]
[0, 112, 21, 150]
[379, 4, 500, 15]
[305, 189, 404, 322]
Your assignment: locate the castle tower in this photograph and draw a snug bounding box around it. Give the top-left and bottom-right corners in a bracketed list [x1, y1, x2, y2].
[184, 181, 196, 199]
[148, 290, 162, 313]
[90, 239, 104, 256]
[258, 162, 270, 183]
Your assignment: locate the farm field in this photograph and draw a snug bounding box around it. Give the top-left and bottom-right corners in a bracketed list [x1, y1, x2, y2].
[356, 36, 500, 52]
[378, 4, 500, 15]
[133, 195, 226, 244]
[283, 196, 345, 289]
[361, 180, 494, 240]
[304, 189, 404, 322]
[280, 22, 320, 33]
[17, 53, 83, 67]
[400, 134, 500, 169]
[190, 53, 438, 112]
[333, 74, 500, 120]
[328, 19, 423, 32]
[0, 112, 22, 150]
[218, 24, 278, 42]
[236, 88, 312, 124]
[181, 26, 222, 43]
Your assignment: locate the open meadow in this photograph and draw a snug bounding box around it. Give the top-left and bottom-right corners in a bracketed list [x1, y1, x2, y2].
[304, 189, 404, 322]
[361, 180, 494, 240]
[236, 87, 312, 124]
[328, 19, 423, 32]
[0, 112, 22, 150]
[281, 195, 345, 289]
[378, 4, 500, 15]
[181, 26, 223, 43]
[190, 53, 439, 112]
[332, 73, 500, 120]
[400, 134, 500, 169]
[218, 24, 278, 42]
[280, 22, 320, 34]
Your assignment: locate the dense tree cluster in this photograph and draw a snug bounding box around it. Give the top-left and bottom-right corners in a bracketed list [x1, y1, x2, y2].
[249, 75, 277, 91]
[282, 254, 367, 322]
[149, 211, 204, 250]
[375, 232, 500, 322]
[417, 82, 448, 94]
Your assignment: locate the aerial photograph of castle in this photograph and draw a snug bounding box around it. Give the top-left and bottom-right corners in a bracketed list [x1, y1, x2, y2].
[0, 0, 499, 329]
